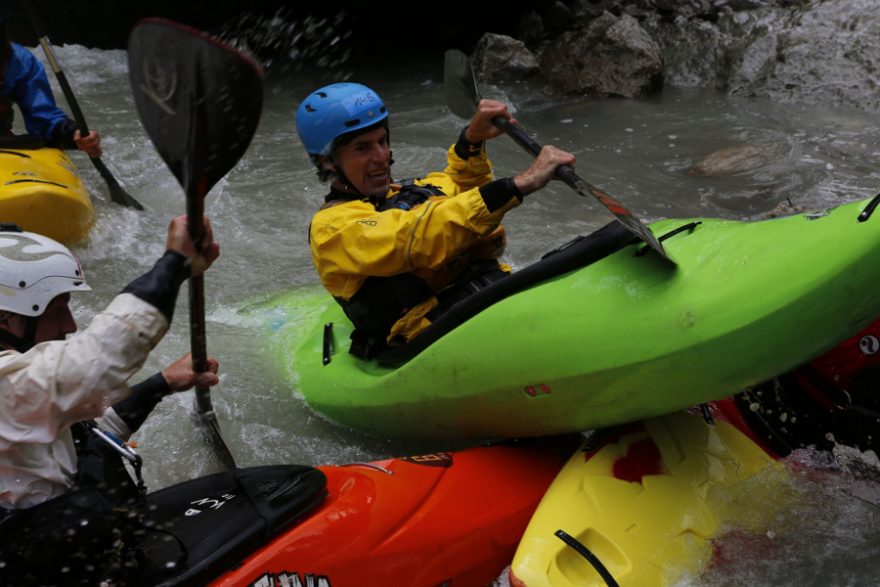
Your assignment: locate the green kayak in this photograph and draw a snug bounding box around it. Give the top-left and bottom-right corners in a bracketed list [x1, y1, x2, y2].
[264, 196, 880, 440]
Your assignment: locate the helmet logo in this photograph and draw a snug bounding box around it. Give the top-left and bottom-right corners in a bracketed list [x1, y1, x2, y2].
[139, 57, 178, 115]
[0, 234, 68, 262]
[342, 91, 378, 117]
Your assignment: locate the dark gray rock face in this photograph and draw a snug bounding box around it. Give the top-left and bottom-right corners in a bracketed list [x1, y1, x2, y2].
[644, 0, 880, 111]
[476, 0, 880, 111]
[472, 33, 540, 83]
[539, 12, 664, 97]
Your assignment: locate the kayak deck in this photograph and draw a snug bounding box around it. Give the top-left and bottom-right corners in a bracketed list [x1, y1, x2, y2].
[510, 402, 788, 587]
[0, 146, 93, 244]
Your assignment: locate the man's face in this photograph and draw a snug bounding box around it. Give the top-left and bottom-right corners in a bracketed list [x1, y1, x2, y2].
[1, 293, 77, 345]
[331, 126, 391, 197]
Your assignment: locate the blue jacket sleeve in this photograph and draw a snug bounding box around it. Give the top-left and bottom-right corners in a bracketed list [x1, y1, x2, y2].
[3, 44, 74, 145]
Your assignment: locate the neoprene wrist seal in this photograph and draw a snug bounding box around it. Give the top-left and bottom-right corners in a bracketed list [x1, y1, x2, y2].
[121, 250, 190, 322]
[454, 126, 484, 159]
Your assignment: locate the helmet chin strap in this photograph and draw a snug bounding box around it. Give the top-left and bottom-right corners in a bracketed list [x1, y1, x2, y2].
[0, 315, 39, 353]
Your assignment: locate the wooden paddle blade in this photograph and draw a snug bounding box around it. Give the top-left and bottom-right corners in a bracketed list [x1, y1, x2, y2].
[444, 49, 481, 119]
[127, 18, 264, 198]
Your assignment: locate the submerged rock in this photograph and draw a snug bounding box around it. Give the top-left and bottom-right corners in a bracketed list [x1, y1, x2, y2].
[689, 143, 784, 176]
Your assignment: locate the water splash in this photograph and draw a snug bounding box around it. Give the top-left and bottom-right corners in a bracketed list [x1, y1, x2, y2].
[214, 9, 353, 74]
[695, 445, 880, 586]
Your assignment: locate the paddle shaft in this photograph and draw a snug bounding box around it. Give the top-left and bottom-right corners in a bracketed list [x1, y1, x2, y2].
[490, 115, 669, 259]
[443, 49, 669, 260]
[185, 192, 209, 400]
[186, 187, 237, 470]
[36, 40, 87, 130]
[188, 227, 236, 469]
[20, 1, 144, 209]
[493, 115, 590, 190]
[184, 100, 237, 468]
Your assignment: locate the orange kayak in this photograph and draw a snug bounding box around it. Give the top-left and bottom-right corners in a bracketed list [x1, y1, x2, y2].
[133, 436, 578, 586]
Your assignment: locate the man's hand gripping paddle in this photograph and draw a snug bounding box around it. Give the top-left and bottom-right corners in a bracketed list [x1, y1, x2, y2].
[444, 49, 672, 263]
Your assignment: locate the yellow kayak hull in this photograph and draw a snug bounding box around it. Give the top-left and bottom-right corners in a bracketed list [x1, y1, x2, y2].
[511, 403, 790, 587]
[0, 147, 93, 245]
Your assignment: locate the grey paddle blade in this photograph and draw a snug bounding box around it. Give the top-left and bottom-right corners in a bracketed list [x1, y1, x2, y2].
[444, 49, 481, 119]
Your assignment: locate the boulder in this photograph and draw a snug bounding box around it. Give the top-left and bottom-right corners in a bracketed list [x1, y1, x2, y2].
[472, 33, 540, 83]
[540, 12, 664, 97]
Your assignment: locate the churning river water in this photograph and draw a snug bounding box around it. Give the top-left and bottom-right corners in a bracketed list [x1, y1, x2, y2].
[27, 40, 880, 585]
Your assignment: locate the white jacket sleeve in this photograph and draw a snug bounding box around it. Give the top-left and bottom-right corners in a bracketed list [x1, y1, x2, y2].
[0, 293, 168, 448]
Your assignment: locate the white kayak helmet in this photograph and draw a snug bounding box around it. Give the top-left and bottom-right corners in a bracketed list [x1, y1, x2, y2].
[0, 229, 91, 317]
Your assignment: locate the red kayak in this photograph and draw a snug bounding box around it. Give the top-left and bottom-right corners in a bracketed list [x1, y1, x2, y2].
[737, 316, 880, 456]
[130, 435, 578, 586]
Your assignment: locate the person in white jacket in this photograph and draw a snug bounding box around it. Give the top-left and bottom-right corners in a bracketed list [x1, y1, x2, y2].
[0, 215, 220, 511]
[0, 215, 222, 585]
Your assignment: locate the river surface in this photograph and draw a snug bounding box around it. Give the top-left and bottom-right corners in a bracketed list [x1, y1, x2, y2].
[28, 42, 880, 585]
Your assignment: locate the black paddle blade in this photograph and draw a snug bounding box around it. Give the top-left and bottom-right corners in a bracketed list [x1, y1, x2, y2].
[93, 157, 145, 210]
[127, 19, 257, 471]
[444, 49, 481, 119]
[127, 18, 264, 199]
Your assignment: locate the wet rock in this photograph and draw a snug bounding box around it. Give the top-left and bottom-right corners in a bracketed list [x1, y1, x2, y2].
[651, 0, 680, 12]
[472, 33, 540, 83]
[643, 0, 880, 111]
[623, 0, 656, 19]
[729, 1, 880, 111]
[540, 12, 664, 97]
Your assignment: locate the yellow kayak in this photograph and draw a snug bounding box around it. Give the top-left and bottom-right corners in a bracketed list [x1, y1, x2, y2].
[510, 400, 792, 587]
[0, 145, 93, 244]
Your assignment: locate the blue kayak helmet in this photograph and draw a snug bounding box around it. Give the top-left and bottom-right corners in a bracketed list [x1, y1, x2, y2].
[296, 82, 389, 159]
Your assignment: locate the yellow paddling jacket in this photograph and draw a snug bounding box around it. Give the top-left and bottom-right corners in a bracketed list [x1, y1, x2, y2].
[309, 134, 523, 349]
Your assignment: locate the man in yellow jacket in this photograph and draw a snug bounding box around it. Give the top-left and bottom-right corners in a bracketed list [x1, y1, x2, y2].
[297, 82, 575, 357]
